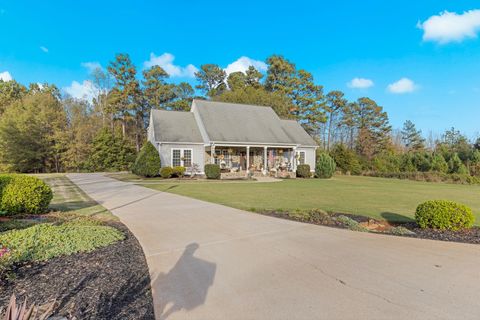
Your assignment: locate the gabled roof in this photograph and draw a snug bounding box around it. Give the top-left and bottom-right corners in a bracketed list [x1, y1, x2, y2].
[193, 100, 296, 145]
[280, 120, 318, 147]
[151, 109, 203, 143]
[150, 100, 318, 147]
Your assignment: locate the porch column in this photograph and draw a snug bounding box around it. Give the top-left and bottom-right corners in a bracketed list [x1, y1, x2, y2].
[211, 145, 215, 164]
[264, 146, 268, 174]
[246, 146, 250, 173]
[292, 146, 297, 171]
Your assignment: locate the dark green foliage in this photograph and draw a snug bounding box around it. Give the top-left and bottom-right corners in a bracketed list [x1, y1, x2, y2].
[131, 142, 160, 177]
[171, 166, 186, 178]
[86, 129, 135, 172]
[431, 153, 448, 173]
[315, 153, 336, 178]
[412, 152, 431, 172]
[296, 164, 311, 178]
[372, 152, 401, 173]
[0, 175, 53, 214]
[160, 166, 174, 179]
[205, 164, 221, 179]
[448, 153, 468, 174]
[401, 120, 425, 151]
[330, 144, 362, 175]
[415, 200, 474, 230]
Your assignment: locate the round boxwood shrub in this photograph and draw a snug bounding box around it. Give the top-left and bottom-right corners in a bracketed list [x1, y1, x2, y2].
[296, 164, 311, 178]
[205, 164, 221, 179]
[131, 141, 161, 177]
[172, 166, 186, 178]
[415, 200, 474, 230]
[0, 175, 53, 215]
[160, 166, 174, 179]
[315, 153, 336, 178]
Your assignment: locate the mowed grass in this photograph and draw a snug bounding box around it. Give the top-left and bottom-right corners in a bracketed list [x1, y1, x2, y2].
[40, 174, 117, 221]
[142, 175, 480, 224]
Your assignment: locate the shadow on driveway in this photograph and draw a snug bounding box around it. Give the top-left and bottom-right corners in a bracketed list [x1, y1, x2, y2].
[152, 243, 216, 320]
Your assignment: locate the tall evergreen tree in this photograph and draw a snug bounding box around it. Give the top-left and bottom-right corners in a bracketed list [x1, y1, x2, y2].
[325, 91, 348, 150]
[195, 64, 227, 97]
[401, 120, 425, 151]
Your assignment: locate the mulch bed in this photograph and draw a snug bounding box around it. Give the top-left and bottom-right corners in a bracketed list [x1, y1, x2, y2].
[261, 210, 480, 245]
[0, 223, 155, 320]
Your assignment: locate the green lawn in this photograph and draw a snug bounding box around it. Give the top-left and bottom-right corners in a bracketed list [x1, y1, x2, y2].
[141, 175, 480, 224]
[41, 174, 117, 221]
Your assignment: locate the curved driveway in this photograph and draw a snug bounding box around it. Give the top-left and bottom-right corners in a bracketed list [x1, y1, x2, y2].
[68, 173, 480, 320]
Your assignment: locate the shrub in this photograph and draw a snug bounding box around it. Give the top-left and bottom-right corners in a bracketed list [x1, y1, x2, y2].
[415, 200, 474, 230]
[315, 153, 336, 178]
[448, 153, 468, 175]
[205, 164, 221, 179]
[330, 144, 362, 175]
[131, 141, 160, 177]
[160, 166, 174, 179]
[296, 164, 311, 178]
[335, 215, 368, 232]
[389, 226, 415, 236]
[0, 175, 53, 215]
[431, 153, 448, 173]
[172, 166, 186, 178]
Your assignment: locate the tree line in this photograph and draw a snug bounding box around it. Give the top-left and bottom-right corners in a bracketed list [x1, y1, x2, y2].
[0, 53, 479, 182]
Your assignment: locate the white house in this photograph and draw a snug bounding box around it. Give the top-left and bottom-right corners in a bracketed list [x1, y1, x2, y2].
[147, 99, 318, 178]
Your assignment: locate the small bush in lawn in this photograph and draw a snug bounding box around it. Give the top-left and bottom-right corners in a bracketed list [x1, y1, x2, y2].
[172, 166, 186, 178]
[131, 141, 161, 177]
[0, 175, 53, 215]
[315, 153, 336, 178]
[415, 200, 474, 230]
[205, 164, 221, 179]
[160, 166, 174, 179]
[296, 164, 311, 178]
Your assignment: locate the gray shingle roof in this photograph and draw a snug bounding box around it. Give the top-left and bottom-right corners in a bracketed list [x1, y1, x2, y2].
[151, 109, 203, 143]
[193, 100, 317, 146]
[150, 100, 318, 147]
[280, 120, 318, 147]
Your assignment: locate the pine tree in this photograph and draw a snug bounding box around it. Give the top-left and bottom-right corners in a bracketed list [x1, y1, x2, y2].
[401, 120, 425, 151]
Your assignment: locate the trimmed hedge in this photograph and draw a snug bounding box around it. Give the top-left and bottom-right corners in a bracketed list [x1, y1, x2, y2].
[316, 153, 336, 178]
[160, 166, 174, 179]
[0, 175, 53, 215]
[415, 200, 474, 231]
[296, 164, 311, 178]
[205, 164, 220, 179]
[131, 141, 161, 177]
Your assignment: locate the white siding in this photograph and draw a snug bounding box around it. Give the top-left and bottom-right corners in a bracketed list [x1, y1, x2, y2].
[159, 143, 205, 172]
[297, 147, 316, 171]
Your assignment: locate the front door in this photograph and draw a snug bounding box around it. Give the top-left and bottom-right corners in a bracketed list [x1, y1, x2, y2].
[239, 152, 246, 170]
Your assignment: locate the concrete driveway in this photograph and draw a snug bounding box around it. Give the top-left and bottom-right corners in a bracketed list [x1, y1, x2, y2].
[68, 173, 480, 320]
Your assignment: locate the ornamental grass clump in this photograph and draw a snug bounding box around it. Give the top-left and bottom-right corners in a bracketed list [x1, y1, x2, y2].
[415, 200, 474, 231]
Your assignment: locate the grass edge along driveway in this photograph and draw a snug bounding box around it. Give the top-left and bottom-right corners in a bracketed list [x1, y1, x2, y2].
[139, 175, 480, 224]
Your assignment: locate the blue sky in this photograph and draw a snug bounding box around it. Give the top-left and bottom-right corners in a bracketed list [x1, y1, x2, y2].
[1, 0, 480, 137]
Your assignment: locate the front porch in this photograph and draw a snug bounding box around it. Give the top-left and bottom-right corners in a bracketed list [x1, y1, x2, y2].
[205, 145, 299, 179]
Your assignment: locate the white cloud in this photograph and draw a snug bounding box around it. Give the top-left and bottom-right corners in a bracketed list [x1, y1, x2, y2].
[347, 77, 374, 89]
[387, 78, 417, 94]
[63, 80, 97, 101]
[418, 10, 480, 44]
[143, 52, 198, 78]
[81, 61, 102, 73]
[40, 46, 49, 53]
[0, 71, 12, 81]
[224, 56, 267, 75]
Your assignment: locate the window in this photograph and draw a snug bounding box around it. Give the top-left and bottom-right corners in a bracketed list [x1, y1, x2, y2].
[183, 149, 192, 167]
[171, 148, 193, 167]
[172, 149, 181, 167]
[297, 151, 306, 165]
[214, 149, 231, 168]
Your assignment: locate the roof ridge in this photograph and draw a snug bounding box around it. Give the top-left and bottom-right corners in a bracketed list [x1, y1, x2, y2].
[193, 99, 277, 111]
